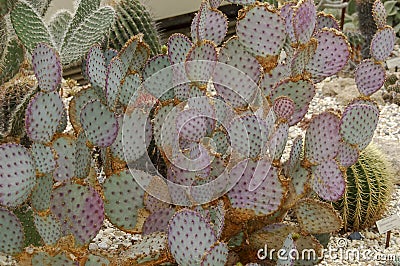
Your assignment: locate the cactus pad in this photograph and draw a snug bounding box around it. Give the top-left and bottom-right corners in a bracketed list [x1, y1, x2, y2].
[105, 57, 124, 109]
[142, 208, 175, 235]
[312, 159, 345, 201]
[372, 0, 386, 30]
[33, 213, 61, 245]
[355, 59, 386, 96]
[50, 183, 104, 246]
[315, 12, 339, 31]
[31, 173, 53, 212]
[86, 45, 107, 89]
[280, 2, 296, 43]
[191, 6, 228, 45]
[277, 234, 296, 266]
[80, 100, 119, 147]
[293, 0, 316, 44]
[270, 79, 316, 125]
[269, 122, 289, 160]
[168, 209, 217, 265]
[142, 54, 174, 100]
[285, 135, 303, 175]
[260, 64, 290, 97]
[290, 38, 318, 76]
[226, 0, 256, 4]
[273, 96, 296, 120]
[119, 74, 141, 107]
[167, 33, 193, 65]
[84, 254, 110, 266]
[31, 143, 56, 174]
[25, 91, 64, 143]
[228, 159, 285, 214]
[305, 28, 350, 82]
[339, 103, 379, 148]
[32, 43, 62, 92]
[304, 112, 340, 164]
[74, 132, 91, 179]
[102, 169, 145, 231]
[201, 242, 229, 266]
[236, 4, 286, 56]
[0, 207, 24, 255]
[118, 36, 139, 73]
[185, 40, 217, 84]
[0, 143, 36, 207]
[129, 42, 150, 72]
[52, 135, 76, 182]
[68, 88, 98, 132]
[295, 198, 342, 234]
[336, 141, 359, 167]
[122, 232, 168, 262]
[370, 26, 395, 62]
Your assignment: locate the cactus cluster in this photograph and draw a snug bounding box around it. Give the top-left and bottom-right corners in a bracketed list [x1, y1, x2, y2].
[0, 0, 396, 265]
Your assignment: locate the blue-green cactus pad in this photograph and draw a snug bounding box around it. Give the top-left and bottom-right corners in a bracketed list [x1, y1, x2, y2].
[119, 74, 141, 107]
[0, 207, 24, 255]
[74, 132, 91, 178]
[86, 45, 107, 89]
[201, 242, 229, 266]
[33, 213, 61, 245]
[31, 143, 56, 174]
[52, 135, 76, 182]
[31, 173, 53, 212]
[105, 57, 124, 109]
[32, 43, 62, 92]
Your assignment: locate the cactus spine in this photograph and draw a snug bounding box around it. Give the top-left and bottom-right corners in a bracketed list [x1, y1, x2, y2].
[333, 144, 395, 231]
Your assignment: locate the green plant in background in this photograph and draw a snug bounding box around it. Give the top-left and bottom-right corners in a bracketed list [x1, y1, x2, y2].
[333, 143, 395, 231]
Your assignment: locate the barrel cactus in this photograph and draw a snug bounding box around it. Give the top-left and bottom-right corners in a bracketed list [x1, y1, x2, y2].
[333, 144, 395, 231]
[0, 0, 396, 265]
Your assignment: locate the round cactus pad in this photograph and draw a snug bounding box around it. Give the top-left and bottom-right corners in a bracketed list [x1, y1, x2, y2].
[31, 173, 53, 212]
[295, 198, 342, 234]
[305, 28, 350, 82]
[185, 40, 217, 84]
[25, 91, 64, 143]
[105, 57, 124, 109]
[312, 159, 345, 201]
[102, 169, 145, 231]
[227, 159, 286, 215]
[355, 59, 386, 96]
[370, 26, 395, 62]
[32, 43, 62, 92]
[119, 74, 141, 107]
[293, 0, 316, 44]
[118, 36, 139, 73]
[167, 33, 193, 65]
[0, 207, 24, 255]
[305, 111, 341, 164]
[31, 143, 56, 174]
[68, 88, 99, 132]
[142, 208, 175, 235]
[372, 0, 387, 30]
[315, 12, 339, 31]
[280, 2, 296, 42]
[0, 143, 36, 207]
[50, 183, 104, 246]
[80, 99, 119, 147]
[86, 45, 107, 89]
[336, 141, 359, 167]
[259, 64, 290, 97]
[33, 213, 61, 245]
[201, 242, 229, 266]
[168, 209, 217, 265]
[236, 4, 286, 56]
[129, 42, 151, 72]
[52, 134, 76, 182]
[339, 103, 379, 147]
[273, 96, 295, 120]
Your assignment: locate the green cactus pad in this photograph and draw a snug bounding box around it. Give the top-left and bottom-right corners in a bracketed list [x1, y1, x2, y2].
[32, 251, 76, 266]
[25, 91, 64, 143]
[290, 39, 317, 76]
[312, 159, 345, 201]
[142, 54, 174, 101]
[191, 5, 228, 45]
[68, 88, 98, 132]
[52, 134, 76, 182]
[336, 141, 359, 167]
[104, 49, 118, 66]
[372, 0, 386, 30]
[56, 107, 68, 134]
[0, 207, 24, 255]
[11, 0, 52, 53]
[339, 103, 379, 148]
[185, 40, 217, 85]
[260, 64, 290, 97]
[200, 242, 229, 266]
[80, 99, 119, 147]
[295, 198, 342, 234]
[48, 10, 73, 49]
[105, 57, 124, 109]
[228, 159, 285, 214]
[305, 28, 350, 82]
[269, 122, 289, 160]
[370, 26, 395, 62]
[102, 169, 145, 231]
[209, 201, 225, 239]
[270, 79, 316, 126]
[293, 0, 316, 44]
[50, 183, 104, 246]
[315, 12, 339, 31]
[293, 234, 323, 265]
[32, 43, 62, 92]
[74, 132, 91, 179]
[142, 208, 175, 235]
[119, 74, 141, 107]
[31, 173, 53, 212]
[277, 234, 296, 266]
[236, 4, 286, 56]
[86, 45, 107, 89]
[31, 143, 56, 174]
[118, 36, 139, 74]
[122, 232, 168, 262]
[33, 213, 61, 245]
[167, 33, 193, 65]
[304, 112, 340, 164]
[168, 209, 217, 265]
[0, 143, 36, 207]
[84, 254, 110, 266]
[355, 59, 386, 96]
[61, 6, 115, 65]
[122, 107, 152, 162]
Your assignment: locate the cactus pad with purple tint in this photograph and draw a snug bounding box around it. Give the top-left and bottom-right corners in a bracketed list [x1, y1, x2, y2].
[31, 173, 53, 212]
[372, 0, 387, 30]
[290, 38, 317, 76]
[192, 7, 228, 45]
[52, 134, 76, 182]
[355, 59, 386, 96]
[142, 208, 175, 235]
[293, 0, 316, 44]
[32, 43, 62, 92]
[259, 64, 290, 97]
[336, 141, 359, 167]
[312, 159, 345, 201]
[31, 142, 56, 174]
[201, 242, 229, 266]
[105, 57, 124, 109]
[0, 207, 24, 255]
[167, 33, 193, 65]
[33, 213, 61, 245]
[185, 40, 217, 84]
[370, 26, 395, 62]
[315, 12, 340, 31]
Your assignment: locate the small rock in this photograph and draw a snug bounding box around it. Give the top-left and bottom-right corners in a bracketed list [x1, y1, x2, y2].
[88, 243, 98, 251]
[348, 232, 363, 240]
[103, 228, 114, 235]
[98, 242, 109, 250]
